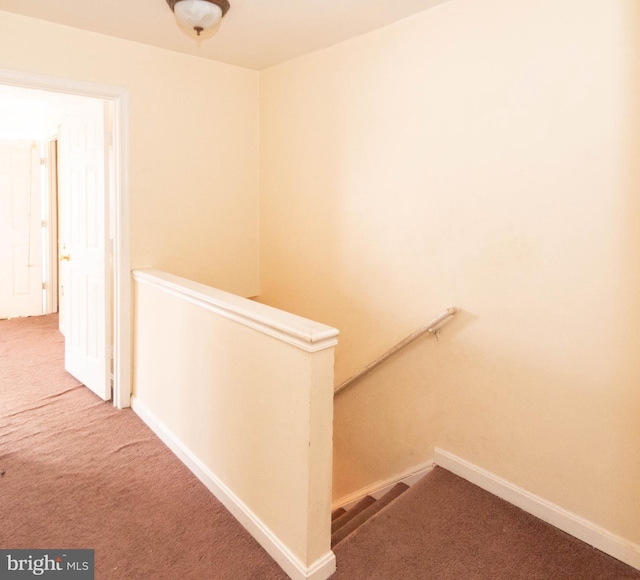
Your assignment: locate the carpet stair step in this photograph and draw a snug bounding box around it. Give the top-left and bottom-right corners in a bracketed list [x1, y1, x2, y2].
[332, 495, 377, 535]
[331, 507, 347, 521]
[331, 482, 409, 548]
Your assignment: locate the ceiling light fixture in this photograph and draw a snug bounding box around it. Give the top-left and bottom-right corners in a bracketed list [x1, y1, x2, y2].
[166, 0, 230, 36]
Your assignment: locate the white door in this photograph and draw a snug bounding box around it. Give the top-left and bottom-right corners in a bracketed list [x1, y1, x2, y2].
[58, 100, 111, 400]
[0, 141, 43, 319]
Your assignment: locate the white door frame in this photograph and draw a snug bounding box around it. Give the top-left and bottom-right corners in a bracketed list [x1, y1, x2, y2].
[0, 67, 131, 409]
[43, 136, 58, 317]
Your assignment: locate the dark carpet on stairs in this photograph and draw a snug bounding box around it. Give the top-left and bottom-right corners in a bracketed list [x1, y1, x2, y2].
[331, 466, 640, 580]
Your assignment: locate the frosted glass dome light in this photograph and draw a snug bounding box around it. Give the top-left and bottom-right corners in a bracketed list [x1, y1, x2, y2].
[167, 0, 230, 36]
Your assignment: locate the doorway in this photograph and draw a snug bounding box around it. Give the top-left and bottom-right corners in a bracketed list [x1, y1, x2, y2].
[0, 68, 130, 409]
[0, 140, 43, 319]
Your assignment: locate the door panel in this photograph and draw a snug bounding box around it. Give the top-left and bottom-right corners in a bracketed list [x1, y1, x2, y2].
[58, 101, 111, 400]
[0, 141, 42, 319]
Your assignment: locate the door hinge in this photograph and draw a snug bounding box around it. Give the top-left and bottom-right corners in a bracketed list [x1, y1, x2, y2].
[41, 219, 47, 228]
[40, 157, 46, 166]
[42, 282, 47, 290]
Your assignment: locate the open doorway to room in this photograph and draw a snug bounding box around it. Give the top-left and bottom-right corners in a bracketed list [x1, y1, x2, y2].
[0, 70, 130, 409]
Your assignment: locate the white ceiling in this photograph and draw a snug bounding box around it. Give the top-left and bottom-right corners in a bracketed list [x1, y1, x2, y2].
[0, 0, 451, 70]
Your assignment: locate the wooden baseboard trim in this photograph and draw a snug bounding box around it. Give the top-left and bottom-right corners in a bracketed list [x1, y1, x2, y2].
[435, 448, 640, 572]
[332, 459, 435, 511]
[131, 396, 336, 580]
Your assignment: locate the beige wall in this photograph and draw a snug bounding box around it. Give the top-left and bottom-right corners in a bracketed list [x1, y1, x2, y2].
[132, 270, 338, 577]
[0, 10, 260, 296]
[5, 0, 638, 558]
[259, 0, 640, 547]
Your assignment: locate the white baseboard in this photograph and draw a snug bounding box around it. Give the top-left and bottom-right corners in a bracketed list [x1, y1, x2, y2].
[435, 448, 640, 572]
[332, 459, 435, 511]
[131, 397, 336, 580]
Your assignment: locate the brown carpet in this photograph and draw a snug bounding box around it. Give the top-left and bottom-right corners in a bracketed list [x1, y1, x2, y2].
[0, 314, 287, 580]
[332, 467, 640, 579]
[3, 315, 640, 580]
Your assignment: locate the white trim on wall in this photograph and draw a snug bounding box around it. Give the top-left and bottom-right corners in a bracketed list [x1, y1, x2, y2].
[133, 269, 340, 353]
[0, 67, 131, 409]
[435, 448, 640, 572]
[332, 459, 435, 511]
[131, 396, 337, 580]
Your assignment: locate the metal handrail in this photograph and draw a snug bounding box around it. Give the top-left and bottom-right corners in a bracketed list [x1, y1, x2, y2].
[333, 307, 458, 397]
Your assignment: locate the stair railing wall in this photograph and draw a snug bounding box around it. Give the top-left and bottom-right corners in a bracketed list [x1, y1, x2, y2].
[334, 307, 458, 396]
[131, 269, 339, 580]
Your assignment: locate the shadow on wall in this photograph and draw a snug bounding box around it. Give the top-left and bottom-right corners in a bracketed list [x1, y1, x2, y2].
[617, 0, 640, 537]
[332, 309, 477, 502]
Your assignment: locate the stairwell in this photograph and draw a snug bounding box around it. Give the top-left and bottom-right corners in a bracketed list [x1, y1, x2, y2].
[330, 310, 458, 551]
[329, 468, 640, 580]
[331, 483, 410, 548]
